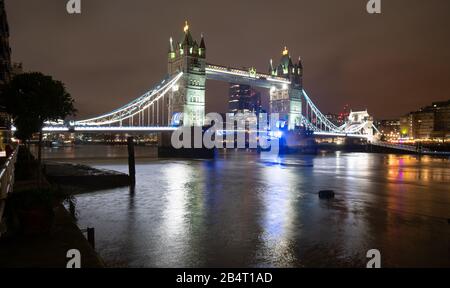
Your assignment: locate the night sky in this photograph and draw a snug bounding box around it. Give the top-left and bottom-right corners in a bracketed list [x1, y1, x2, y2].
[5, 0, 450, 120]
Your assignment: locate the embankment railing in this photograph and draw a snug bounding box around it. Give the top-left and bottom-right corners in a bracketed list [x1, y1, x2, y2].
[0, 146, 18, 237]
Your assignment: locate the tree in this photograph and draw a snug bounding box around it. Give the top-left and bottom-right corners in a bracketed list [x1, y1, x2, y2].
[2, 72, 76, 164]
[10, 116, 41, 155]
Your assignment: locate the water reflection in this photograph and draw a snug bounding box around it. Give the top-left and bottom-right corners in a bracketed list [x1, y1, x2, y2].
[45, 146, 450, 267]
[258, 164, 298, 267]
[162, 163, 190, 238]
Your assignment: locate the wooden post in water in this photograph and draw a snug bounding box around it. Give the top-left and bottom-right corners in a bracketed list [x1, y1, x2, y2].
[87, 227, 95, 250]
[127, 136, 136, 186]
[69, 200, 76, 219]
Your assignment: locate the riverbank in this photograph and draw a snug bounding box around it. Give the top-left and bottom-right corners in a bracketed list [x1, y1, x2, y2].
[0, 146, 106, 267]
[0, 204, 104, 268]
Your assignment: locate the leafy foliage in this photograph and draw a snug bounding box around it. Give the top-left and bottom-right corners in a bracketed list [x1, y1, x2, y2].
[2, 72, 76, 141]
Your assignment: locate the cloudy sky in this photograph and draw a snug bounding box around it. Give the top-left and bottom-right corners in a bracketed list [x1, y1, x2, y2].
[5, 0, 450, 119]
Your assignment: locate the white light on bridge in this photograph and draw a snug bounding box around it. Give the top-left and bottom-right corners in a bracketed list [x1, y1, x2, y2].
[42, 127, 70, 132]
[73, 126, 177, 132]
[205, 66, 291, 85]
[313, 131, 369, 139]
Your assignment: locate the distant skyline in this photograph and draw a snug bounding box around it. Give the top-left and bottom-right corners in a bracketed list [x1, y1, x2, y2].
[5, 0, 450, 119]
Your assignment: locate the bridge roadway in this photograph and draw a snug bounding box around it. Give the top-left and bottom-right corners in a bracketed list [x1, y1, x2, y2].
[205, 63, 291, 89]
[38, 125, 370, 139]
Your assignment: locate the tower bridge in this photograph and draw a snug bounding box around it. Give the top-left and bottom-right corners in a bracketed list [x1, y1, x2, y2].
[43, 21, 377, 140]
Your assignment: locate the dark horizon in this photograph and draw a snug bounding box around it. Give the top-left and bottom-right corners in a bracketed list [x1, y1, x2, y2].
[5, 0, 450, 120]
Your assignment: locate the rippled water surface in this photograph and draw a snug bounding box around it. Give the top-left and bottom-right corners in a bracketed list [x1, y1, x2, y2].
[43, 146, 450, 267]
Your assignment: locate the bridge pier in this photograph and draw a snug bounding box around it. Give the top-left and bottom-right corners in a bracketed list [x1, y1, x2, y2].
[281, 129, 318, 154]
[157, 127, 215, 159]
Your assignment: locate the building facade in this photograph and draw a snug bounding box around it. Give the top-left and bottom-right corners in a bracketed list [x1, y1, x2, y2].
[0, 0, 11, 87]
[325, 113, 344, 126]
[167, 21, 206, 127]
[432, 100, 450, 139]
[375, 119, 400, 141]
[0, 0, 12, 154]
[400, 100, 450, 141]
[268, 47, 303, 130]
[228, 84, 262, 114]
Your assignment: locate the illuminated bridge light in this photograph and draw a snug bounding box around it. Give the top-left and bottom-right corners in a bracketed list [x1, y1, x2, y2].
[73, 126, 177, 132]
[74, 72, 183, 126]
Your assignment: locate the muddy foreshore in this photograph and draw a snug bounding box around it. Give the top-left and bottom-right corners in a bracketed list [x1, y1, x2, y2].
[43, 161, 131, 193]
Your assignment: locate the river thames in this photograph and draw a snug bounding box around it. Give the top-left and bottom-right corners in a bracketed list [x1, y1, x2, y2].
[42, 145, 450, 267]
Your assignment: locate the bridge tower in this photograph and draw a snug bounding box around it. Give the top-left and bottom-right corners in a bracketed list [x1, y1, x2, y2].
[167, 21, 206, 127]
[268, 47, 303, 130]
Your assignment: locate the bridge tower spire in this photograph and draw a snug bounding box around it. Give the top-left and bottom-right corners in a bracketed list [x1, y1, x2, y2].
[167, 21, 206, 127]
[269, 46, 303, 130]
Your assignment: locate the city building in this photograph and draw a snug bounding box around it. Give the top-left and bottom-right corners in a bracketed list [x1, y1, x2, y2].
[431, 100, 450, 140]
[324, 105, 351, 127]
[325, 113, 341, 126]
[412, 110, 434, 140]
[337, 104, 351, 124]
[228, 84, 262, 114]
[0, 0, 11, 87]
[400, 100, 450, 141]
[399, 113, 413, 138]
[0, 0, 12, 156]
[375, 119, 400, 141]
